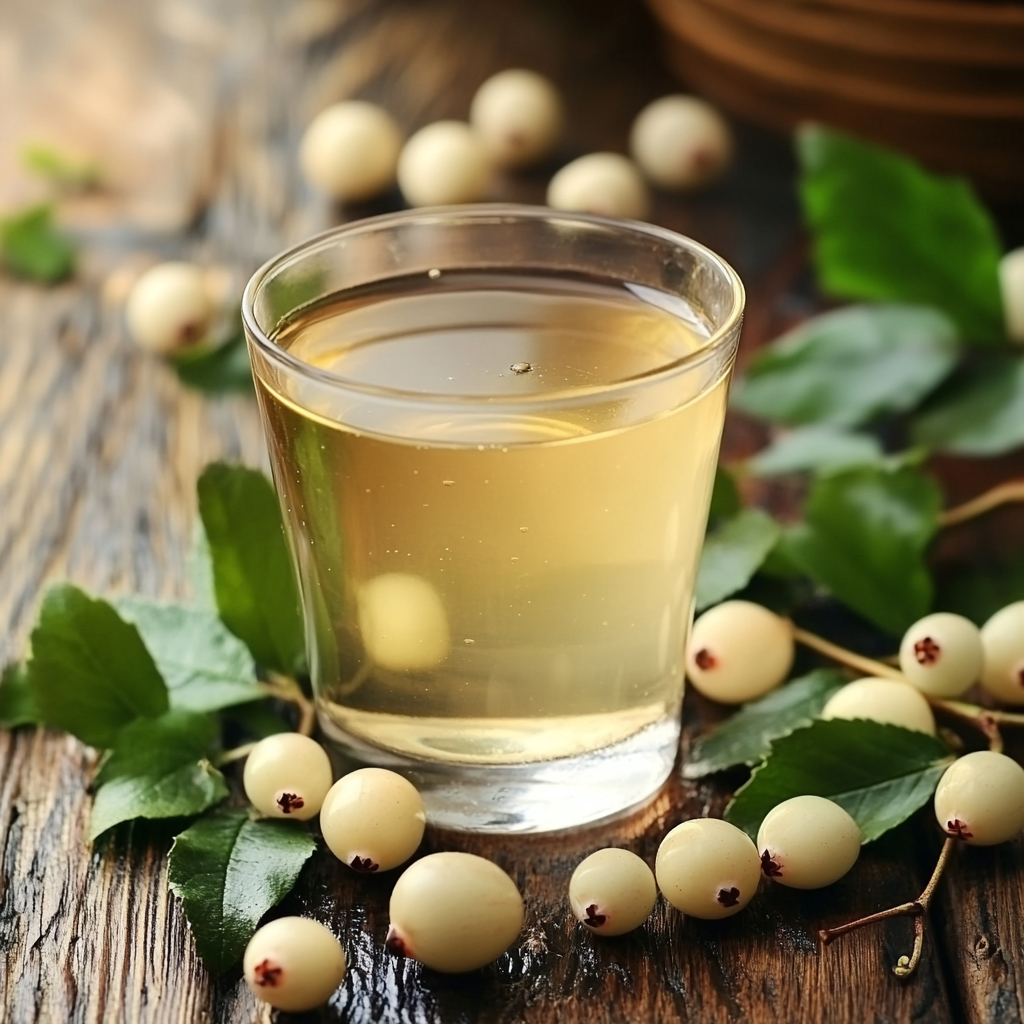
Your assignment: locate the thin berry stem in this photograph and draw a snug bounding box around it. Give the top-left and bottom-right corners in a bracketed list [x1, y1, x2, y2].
[938, 480, 1024, 529]
[217, 741, 256, 766]
[789, 625, 904, 681]
[819, 837, 956, 978]
[927, 700, 1003, 752]
[264, 673, 317, 737]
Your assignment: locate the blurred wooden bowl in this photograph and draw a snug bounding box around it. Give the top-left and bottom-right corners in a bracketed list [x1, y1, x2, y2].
[645, 0, 1024, 195]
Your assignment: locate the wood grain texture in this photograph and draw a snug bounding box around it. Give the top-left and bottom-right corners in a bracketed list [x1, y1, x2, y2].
[0, 0, 1019, 1021]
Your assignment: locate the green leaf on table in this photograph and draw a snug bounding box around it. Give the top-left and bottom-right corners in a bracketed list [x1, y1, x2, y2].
[168, 808, 317, 974]
[22, 143, 101, 189]
[936, 553, 1024, 626]
[172, 334, 253, 395]
[725, 718, 952, 843]
[731, 305, 959, 428]
[784, 466, 942, 635]
[912, 355, 1024, 457]
[684, 669, 846, 778]
[708, 466, 741, 524]
[27, 584, 169, 748]
[696, 509, 781, 611]
[89, 709, 228, 839]
[0, 662, 40, 729]
[748, 426, 886, 478]
[197, 464, 306, 676]
[113, 598, 265, 713]
[0, 204, 76, 283]
[797, 126, 1005, 345]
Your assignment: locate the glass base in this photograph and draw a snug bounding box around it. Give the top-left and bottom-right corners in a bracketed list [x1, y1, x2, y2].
[318, 713, 679, 833]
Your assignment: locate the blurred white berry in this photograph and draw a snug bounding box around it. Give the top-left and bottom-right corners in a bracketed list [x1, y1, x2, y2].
[685, 600, 794, 704]
[656, 817, 761, 919]
[386, 852, 523, 972]
[980, 601, 1024, 705]
[899, 612, 983, 698]
[630, 95, 732, 191]
[568, 848, 657, 936]
[546, 153, 650, 221]
[397, 121, 492, 207]
[243, 917, 346, 1012]
[125, 261, 214, 354]
[243, 732, 333, 821]
[299, 101, 402, 202]
[757, 795, 861, 889]
[999, 247, 1024, 343]
[934, 750, 1024, 846]
[357, 572, 450, 672]
[320, 767, 426, 873]
[469, 69, 564, 168]
[821, 677, 936, 735]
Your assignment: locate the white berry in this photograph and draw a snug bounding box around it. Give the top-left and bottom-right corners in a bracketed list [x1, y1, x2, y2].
[685, 600, 794, 704]
[899, 612, 983, 698]
[320, 767, 426, 873]
[469, 69, 563, 168]
[980, 601, 1024, 705]
[125, 261, 214, 354]
[357, 572, 450, 672]
[757, 795, 861, 889]
[999, 247, 1024, 343]
[243, 917, 346, 1012]
[299, 101, 402, 202]
[934, 750, 1024, 846]
[568, 848, 657, 936]
[655, 817, 761, 919]
[630, 95, 732, 191]
[821, 677, 936, 735]
[397, 121, 492, 207]
[386, 852, 523, 972]
[242, 732, 333, 821]
[546, 153, 650, 221]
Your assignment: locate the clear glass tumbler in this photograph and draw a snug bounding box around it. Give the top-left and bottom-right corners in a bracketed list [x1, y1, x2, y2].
[242, 205, 744, 833]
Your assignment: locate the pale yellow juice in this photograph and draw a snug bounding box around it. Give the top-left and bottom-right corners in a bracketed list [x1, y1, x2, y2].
[256, 271, 727, 768]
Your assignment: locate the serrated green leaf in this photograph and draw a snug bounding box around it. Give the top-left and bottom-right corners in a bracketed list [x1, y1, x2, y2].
[725, 718, 952, 843]
[784, 466, 942, 635]
[797, 126, 1004, 345]
[0, 662, 40, 729]
[708, 466, 741, 524]
[168, 808, 317, 974]
[732, 305, 959, 428]
[0, 204, 76, 283]
[89, 710, 228, 839]
[188, 521, 217, 611]
[748, 426, 886, 478]
[197, 464, 306, 675]
[684, 669, 846, 778]
[27, 584, 169, 747]
[112, 598, 265, 713]
[912, 355, 1024, 457]
[172, 334, 253, 395]
[696, 509, 781, 611]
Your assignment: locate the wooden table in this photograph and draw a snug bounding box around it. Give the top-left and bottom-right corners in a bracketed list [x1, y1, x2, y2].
[2, 0, 1022, 1020]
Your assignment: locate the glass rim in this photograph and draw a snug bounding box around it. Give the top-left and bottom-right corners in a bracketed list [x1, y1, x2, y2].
[241, 203, 745, 407]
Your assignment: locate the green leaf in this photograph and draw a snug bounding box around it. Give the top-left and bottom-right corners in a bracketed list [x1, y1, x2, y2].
[797, 126, 1005, 345]
[27, 584, 169, 748]
[708, 466, 741, 524]
[21, 143, 101, 188]
[0, 204, 76, 283]
[0, 662, 40, 729]
[748, 426, 886, 478]
[696, 509, 781, 611]
[197, 464, 306, 675]
[732, 305, 959, 428]
[172, 334, 254, 395]
[725, 718, 952, 843]
[912, 355, 1024, 457]
[684, 669, 846, 779]
[168, 808, 317, 974]
[113, 598, 265, 712]
[785, 466, 942, 635]
[224, 702, 293, 739]
[89, 710, 228, 839]
[936, 553, 1024, 626]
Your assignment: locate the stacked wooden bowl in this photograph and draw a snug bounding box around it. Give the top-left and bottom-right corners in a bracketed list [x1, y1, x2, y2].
[645, 0, 1024, 196]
